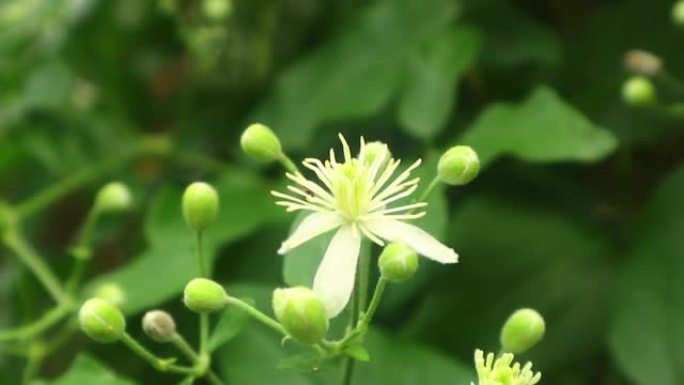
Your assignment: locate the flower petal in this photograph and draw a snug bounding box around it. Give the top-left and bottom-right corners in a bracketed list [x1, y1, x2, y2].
[364, 218, 458, 263]
[278, 212, 343, 254]
[313, 225, 361, 318]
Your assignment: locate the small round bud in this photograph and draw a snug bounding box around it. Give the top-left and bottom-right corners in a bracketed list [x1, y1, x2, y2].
[624, 50, 662, 77]
[93, 283, 126, 308]
[203, 0, 231, 20]
[500, 308, 546, 354]
[272, 287, 328, 344]
[622, 76, 656, 106]
[240, 123, 283, 163]
[142, 310, 177, 343]
[182, 182, 220, 232]
[437, 145, 480, 186]
[95, 182, 132, 213]
[79, 298, 126, 343]
[378, 242, 419, 283]
[673, 0, 684, 27]
[359, 141, 392, 168]
[183, 278, 227, 313]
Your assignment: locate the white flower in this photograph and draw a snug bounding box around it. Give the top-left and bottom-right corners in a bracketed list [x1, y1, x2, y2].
[272, 134, 458, 318]
[471, 350, 541, 385]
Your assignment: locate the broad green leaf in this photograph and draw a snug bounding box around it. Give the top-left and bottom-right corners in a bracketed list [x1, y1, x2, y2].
[86, 170, 283, 314]
[461, 86, 618, 167]
[609, 165, 684, 385]
[30, 355, 134, 385]
[254, 0, 459, 149]
[397, 26, 481, 141]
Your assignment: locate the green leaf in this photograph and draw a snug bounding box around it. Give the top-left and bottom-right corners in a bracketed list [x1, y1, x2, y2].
[254, 0, 459, 149]
[397, 25, 481, 141]
[86, 170, 282, 314]
[461, 86, 618, 167]
[208, 298, 253, 352]
[277, 353, 327, 372]
[282, 212, 334, 287]
[609, 165, 684, 385]
[344, 344, 371, 362]
[30, 355, 134, 385]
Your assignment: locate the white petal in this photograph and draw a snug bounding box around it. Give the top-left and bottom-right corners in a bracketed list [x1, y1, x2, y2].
[313, 225, 361, 318]
[364, 218, 458, 263]
[278, 212, 342, 254]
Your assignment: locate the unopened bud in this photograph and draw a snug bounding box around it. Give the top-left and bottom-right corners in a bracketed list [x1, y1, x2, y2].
[624, 50, 662, 77]
[203, 0, 231, 20]
[182, 182, 219, 232]
[183, 278, 227, 313]
[437, 145, 480, 186]
[142, 310, 177, 343]
[622, 76, 656, 106]
[359, 141, 392, 169]
[95, 182, 132, 213]
[378, 242, 418, 283]
[500, 308, 546, 354]
[79, 298, 126, 343]
[240, 123, 283, 163]
[272, 287, 328, 344]
[673, 0, 684, 27]
[94, 283, 126, 308]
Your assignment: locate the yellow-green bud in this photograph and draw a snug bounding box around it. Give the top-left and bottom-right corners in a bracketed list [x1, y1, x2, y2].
[182, 182, 219, 232]
[203, 0, 231, 20]
[272, 287, 328, 344]
[183, 278, 227, 313]
[500, 308, 546, 354]
[142, 310, 177, 343]
[673, 0, 684, 27]
[93, 283, 126, 308]
[378, 242, 419, 283]
[359, 141, 392, 168]
[622, 76, 656, 106]
[240, 123, 283, 163]
[437, 145, 480, 186]
[79, 298, 126, 343]
[95, 182, 132, 213]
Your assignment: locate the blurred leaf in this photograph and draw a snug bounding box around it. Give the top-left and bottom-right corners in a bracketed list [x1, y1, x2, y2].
[609, 165, 684, 385]
[282, 212, 334, 287]
[254, 0, 459, 149]
[86, 170, 282, 314]
[22, 61, 74, 111]
[344, 344, 370, 362]
[208, 299, 252, 352]
[30, 355, 134, 385]
[278, 353, 327, 372]
[397, 25, 481, 141]
[461, 86, 618, 167]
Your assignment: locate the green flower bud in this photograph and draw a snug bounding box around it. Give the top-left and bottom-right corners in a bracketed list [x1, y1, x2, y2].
[95, 182, 132, 213]
[378, 242, 418, 283]
[240, 123, 283, 163]
[500, 308, 546, 354]
[673, 0, 684, 27]
[203, 0, 231, 20]
[622, 76, 656, 106]
[437, 146, 480, 186]
[182, 182, 219, 232]
[183, 278, 227, 313]
[359, 141, 392, 168]
[93, 283, 126, 308]
[142, 310, 177, 343]
[272, 287, 328, 344]
[79, 298, 126, 343]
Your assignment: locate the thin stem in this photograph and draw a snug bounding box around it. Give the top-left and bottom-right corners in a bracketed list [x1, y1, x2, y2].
[65, 208, 99, 294]
[171, 334, 224, 385]
[120, 333, 195, 375]
[199, 313, 209, 356]
[195, 230, 206, 277]
[226, 297, 287, 335]
[416, 176, 440, 204]
[0, 305, 71, 341]
[278, 153, 300, 174]
[357, 278, 387, 331]
[2, 227, 69, 305]
[341, 355, 355, 385]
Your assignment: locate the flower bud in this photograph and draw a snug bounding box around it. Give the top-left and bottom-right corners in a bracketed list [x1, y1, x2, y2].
[359, 141, 392, 169]
[182, 182, 219, 232]
[94, 283, 126, 308]
[378, 242, 418, 283]
[673, 0, 684, 27]
[240, 123, 283, 163]
[142, 310, 177, 343]
[95, 182, 132, 213]
[79, 298, 126, 343]
[624, 50, 662, 77]
[183, 278, 227, 313]
[272, 287, 328, 344]
[622, 76, 656, 106]
[500, 308, 546, 354]
[437, 145, 480, 186]
[203, 0, 231, 20]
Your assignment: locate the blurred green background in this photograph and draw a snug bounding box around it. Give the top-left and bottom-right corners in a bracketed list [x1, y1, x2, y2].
[1, 0, 683, 384]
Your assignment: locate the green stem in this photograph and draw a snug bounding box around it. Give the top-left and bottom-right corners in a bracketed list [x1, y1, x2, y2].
[226, 297, 287, 335]
[416, 176, 440, 204]
[199, 313, 209, 356]
[195, 230, 206, 277]
[357, 278, 386, 331]
[0, 305, 71, 341]
[120, 333, 195, 375]
[341, 356, 355, 385]
[278, 153, 300, 174]
[2, 227, 69, 305]
[172, 334, 224, 385]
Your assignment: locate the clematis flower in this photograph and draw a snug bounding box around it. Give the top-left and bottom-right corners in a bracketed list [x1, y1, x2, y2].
[272, 134, 458, 318]
[472, 350, 541, 385]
